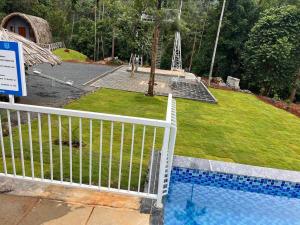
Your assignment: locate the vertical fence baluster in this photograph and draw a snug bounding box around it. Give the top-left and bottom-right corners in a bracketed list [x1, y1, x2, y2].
[148, 128, 157, 194]
[89, 119, 93, 186]
[48, 114, 53, 181]
[7, 110, 15, 176]
[128, 124, 135, 191]
[38, 113, 44, 179]
[28, 112, 34, 178]
[0, 115, 7, 175]
[58, 115, 63, 182]
[138, 126, 146, 192]
[157, 125, 171, 208]
[17, 111, 25, 177]
[79, 118, 82, 185]
[69, 117, 72, 183]
[98, 120, 103, 188]
[118, 123, 124, 190]
[108, 122, 114, 189]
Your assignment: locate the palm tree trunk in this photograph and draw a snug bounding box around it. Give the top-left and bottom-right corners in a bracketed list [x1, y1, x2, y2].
[147, 25, 160, 96]
[147, 0, 163, 96]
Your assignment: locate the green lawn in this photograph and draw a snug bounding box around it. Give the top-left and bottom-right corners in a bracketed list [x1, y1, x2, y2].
[1, 88, 300, 190]
[53, 48, 88, 62]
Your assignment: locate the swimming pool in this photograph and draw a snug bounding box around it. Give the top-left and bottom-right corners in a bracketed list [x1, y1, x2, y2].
[164, 167, 300, 225]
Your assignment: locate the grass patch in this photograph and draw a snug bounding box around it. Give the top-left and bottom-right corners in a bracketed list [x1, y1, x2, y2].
[175, 89, 300, 171]
[53, 48, 88, 62]
[1, 88, 300, 190]
[0, 90, 166, 190]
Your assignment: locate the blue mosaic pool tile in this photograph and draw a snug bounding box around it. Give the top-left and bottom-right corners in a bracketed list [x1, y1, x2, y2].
[171, 167, 300, 198]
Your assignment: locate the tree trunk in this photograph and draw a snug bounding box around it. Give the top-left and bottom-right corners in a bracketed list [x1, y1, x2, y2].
[70, 12, 75, 44]
[189, 33, 197, 72]
[94, 5, 97, 62]
[130, 53, 135, 77]
[289, 68, 300, 102]
[147, 0, 162, 96]
[147, 25, 160, 96]
[111, 28, 115, 58]
[101, 35, 105, 59]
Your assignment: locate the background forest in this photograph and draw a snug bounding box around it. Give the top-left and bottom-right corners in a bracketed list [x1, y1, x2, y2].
[0, 0, 299, 101]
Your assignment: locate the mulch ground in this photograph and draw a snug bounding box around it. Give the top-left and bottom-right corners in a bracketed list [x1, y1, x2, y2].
[201, 77, 300, 118]
[257, 96, 300, 118]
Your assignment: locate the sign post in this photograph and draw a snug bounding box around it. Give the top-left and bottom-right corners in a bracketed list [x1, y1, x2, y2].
[0, 41, 27, 103]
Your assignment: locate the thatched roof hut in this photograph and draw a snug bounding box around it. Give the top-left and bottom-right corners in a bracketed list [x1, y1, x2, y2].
[0, 12, 52, 44]
[0, 28, 61, 66]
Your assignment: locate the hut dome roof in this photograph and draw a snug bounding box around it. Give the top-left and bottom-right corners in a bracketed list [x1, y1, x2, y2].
[0, 12, 52, 44]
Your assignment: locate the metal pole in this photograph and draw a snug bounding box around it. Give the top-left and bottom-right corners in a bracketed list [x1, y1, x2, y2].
[208, 0, 226, 86]
[178, 0, 183, 20]
[9, 95, 15, 104]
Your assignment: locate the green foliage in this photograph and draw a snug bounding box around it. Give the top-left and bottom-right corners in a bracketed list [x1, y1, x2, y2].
[243, 5, 300, 97]
[192, 0, 259, 78]
[70, 18, 95, 59]
[1, 0, 300, 99]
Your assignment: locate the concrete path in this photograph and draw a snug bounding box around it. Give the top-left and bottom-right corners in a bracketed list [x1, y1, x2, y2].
[33, 62, 115, 88]
[91, 67, 171, 95]
[91, 67, 217, 103]
[0, 194, 149, 225]
[0, 177, 150, 225]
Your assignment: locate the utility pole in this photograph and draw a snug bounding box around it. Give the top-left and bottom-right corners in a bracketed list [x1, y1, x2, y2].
[208, 0, 226, 86]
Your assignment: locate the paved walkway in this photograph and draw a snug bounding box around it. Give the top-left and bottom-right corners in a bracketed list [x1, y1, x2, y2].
[0, 194, 149, 225]
[92, 67, 171, 95]
[91, 67, 217, 103]
[33, 62, 115, 88]
[0, 177, 150, 225]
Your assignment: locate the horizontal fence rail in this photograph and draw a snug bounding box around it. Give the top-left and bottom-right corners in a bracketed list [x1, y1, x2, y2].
[0, 95, 177, 207]
[39, 42, 65, 51]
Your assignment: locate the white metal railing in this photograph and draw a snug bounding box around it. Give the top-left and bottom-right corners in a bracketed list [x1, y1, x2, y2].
[0, 94, 176, 207]
[39, 42, 65, 51]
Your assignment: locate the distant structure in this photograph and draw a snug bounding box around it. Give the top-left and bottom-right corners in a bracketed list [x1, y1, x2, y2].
[0, 12, 52, 44]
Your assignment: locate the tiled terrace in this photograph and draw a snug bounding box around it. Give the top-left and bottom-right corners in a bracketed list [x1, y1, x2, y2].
[0, 177, 150, 225]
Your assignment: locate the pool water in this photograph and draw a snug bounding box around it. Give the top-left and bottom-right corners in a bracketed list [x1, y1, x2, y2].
[164, 168, 300, 225]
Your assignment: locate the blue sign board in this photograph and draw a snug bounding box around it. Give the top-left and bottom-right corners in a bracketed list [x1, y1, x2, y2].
[0, 41, 27, 96]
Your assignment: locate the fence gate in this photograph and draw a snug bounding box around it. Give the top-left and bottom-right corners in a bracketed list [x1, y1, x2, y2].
[0, 94, 176, 207]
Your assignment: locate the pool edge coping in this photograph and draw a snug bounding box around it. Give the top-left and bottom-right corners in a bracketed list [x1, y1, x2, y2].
[173, 155, 300, 184]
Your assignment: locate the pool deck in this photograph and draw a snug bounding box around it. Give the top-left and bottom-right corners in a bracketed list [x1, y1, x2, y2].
[173, 155, 300, 183]
[0, 176, 150, 225]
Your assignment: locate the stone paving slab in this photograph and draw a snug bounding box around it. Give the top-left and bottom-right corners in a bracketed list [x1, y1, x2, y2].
[0, 195, 39, 225]
[0, 194, 150, 225]
[91, 67, 217, 103]
[0, 176, 141, 210]
[92, 67, 171, 94]
[19, 199, 93, 225]
[87, 206, 149, 225]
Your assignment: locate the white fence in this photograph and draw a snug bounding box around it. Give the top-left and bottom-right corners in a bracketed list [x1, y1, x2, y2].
[39, 42, 65, 51]
[0, 95, 176, 207]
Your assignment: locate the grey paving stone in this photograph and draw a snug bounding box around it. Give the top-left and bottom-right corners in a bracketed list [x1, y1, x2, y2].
[19, 199, 93, 225]
[0, 194, 39, 225]
[92, 67, 217, 103]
